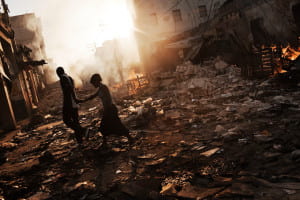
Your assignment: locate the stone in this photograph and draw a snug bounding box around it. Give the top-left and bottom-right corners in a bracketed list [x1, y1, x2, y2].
[291, 150, 300, 160]
[160, 183, 177, 196]
[200, 148, 220, 157]
[145, 158, 166, 166]
[27, 192, 50, 200]
[177, 183, 224, 199]
[215, 125, 225, 133]
[165, 110, 181, 119]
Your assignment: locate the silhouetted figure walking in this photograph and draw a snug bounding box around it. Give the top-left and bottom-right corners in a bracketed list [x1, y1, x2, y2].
[56, 67, 86, 144]
[82, 73, 132, 146]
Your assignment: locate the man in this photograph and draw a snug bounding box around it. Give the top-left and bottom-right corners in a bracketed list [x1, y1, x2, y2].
[56, 67, 87, 144]
[81, 73, 133, 146]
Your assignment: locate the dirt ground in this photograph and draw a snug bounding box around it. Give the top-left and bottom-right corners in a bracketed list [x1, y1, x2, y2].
[1, 60, 300, 200]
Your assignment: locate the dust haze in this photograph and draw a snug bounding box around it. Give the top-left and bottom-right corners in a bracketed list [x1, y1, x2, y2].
[19, 0, 141, 86]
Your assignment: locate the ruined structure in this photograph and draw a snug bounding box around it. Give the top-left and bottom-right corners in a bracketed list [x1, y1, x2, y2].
[10, 13, 48, 108]
[0, 1, 47, 132]
[193, 0, 300, 77]
[10, 13, 47, 61]
[133, 0, 226, 73]
[0, 0, 19, 131]
[134, 0, 300, 77]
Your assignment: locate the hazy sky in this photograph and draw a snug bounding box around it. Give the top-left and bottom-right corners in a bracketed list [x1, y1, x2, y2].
[6, 0, 38, 15]
[5, 0, 140, 84]
[5, 0, 136, 66]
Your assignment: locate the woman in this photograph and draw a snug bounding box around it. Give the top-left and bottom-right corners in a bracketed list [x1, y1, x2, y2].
[82, 73, 132, 146]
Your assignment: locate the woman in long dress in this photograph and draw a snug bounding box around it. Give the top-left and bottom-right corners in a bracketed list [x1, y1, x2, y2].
[82, 74, 132, 145]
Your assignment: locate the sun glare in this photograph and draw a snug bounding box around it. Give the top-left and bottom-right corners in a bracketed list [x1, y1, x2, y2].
[103, 1, 134, 38]
[87, 0, 135, 47]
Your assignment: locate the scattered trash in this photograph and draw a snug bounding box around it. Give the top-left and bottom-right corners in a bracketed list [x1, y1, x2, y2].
[200, 148, 220, 157]
[215, 125, 225, 133]
[88, 107, 97, 112]
[165, 110, 181, 119]
[191, 144, 206, 151]
[160, 183, 177, 196]
[27, 192, 50, 200]
[238, 138, 248, 144]
[145, 158, 166, 166]
[138, 154, 156, 159]
[291, 150, 300, 160]
[1, 50, 300, 200]
[0, 142, 17, 150]
[260, 130, 272, 136]
[44, 114, 52, 119]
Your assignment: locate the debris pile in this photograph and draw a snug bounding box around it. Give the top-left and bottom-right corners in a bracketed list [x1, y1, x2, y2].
[0, 58, 300, 199]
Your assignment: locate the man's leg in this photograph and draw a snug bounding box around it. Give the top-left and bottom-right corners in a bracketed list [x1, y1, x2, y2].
[70, 108, 84, 144]
[63, 107, 74, 128]
[63, 107, 83, 144]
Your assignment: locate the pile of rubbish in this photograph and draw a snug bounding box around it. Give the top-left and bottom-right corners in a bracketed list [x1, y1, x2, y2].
[0, 57, 300, 199]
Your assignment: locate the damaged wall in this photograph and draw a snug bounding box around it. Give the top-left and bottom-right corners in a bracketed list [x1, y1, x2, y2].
[134, 0, 300, 77]
[9, 13, 50, 114]
[204, 0, 300, 50]
[0, 2, 48, 131]
[134, 0, 226, 38]
[0, 1, 18, 131]
[10, 13, 47, 60]
[133, 0, 226, 73]
[10, 13, 48, 85]
[189, 0, 300, 77]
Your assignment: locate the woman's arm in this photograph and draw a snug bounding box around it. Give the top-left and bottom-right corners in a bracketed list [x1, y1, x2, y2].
[79, 88, 100, 103]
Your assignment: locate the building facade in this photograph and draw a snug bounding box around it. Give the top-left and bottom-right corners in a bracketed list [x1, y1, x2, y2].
[0, 1, 47, 132]
[133, 0, 226, 73]
[10, 13, 48, 112]
[10, 13, 47, 61]
[134, 0, 226, 39]
[0, 1, 19, 130]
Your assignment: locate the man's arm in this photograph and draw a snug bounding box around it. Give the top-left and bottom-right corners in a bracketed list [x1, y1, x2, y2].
[73, 89, 82, 103]
[62, 76, 82, 103]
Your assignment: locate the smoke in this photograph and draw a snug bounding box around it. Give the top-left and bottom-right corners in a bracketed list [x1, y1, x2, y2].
[19, 0, 141, 86]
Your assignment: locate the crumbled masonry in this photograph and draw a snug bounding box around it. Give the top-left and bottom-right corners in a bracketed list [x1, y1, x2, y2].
[1, 59, 300, 199]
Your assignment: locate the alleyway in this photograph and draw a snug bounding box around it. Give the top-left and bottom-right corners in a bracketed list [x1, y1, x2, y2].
[1, 59, 300, 199]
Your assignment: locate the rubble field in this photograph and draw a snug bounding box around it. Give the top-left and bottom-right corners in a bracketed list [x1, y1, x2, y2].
[1, 59, 300, 200]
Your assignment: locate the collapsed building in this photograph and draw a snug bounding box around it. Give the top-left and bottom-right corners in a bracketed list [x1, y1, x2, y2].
[133, 0, 227, 73]
[133, 0, 300, 78]
[0, 1, 47, 132]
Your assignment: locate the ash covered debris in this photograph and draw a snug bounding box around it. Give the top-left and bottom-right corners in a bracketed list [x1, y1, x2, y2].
[1, 56, 300, 199]
[0, 0, 300, 199]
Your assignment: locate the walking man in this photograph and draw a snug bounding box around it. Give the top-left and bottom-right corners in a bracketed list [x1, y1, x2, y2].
[56, 67, 87, 144]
